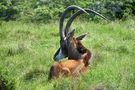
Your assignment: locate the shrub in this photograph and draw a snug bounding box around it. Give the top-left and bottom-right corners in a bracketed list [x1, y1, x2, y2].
[0, 0, 135, 22]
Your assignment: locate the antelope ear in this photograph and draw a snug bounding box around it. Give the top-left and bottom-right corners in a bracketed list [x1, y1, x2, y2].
[67, 29, 75, 38]
[76, 33, 88, 40]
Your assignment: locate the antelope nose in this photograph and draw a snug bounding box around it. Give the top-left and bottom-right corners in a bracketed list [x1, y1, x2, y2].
[53, 48, 65, 61]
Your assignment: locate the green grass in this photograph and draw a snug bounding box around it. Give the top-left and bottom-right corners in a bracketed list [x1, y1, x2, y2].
[0, 20, 135, 90]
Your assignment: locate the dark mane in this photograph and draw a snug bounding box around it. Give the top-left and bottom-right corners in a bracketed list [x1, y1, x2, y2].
[76, 40, 92, 66]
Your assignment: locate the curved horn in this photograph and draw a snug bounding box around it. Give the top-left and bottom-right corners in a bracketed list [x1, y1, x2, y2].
[64, 9, 107, 36]
[59, 5, 88, 40]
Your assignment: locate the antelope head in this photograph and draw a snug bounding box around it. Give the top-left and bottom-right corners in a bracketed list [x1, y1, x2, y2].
[53, 5, 107, 61]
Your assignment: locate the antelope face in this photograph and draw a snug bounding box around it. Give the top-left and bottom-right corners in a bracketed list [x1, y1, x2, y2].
[53, 40, 68, 61]
[54, 30, 87, 61]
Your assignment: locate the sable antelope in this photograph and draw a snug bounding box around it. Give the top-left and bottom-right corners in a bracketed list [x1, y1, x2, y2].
[48, 29, 91, 80]
[48, 5, 106, 80]
[53, 5, 106, 61]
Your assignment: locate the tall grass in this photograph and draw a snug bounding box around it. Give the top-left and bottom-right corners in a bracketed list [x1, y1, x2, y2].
[0, 20, 135, 90]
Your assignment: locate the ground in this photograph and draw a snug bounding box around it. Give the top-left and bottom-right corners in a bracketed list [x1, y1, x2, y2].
[0, 20, 135, 90]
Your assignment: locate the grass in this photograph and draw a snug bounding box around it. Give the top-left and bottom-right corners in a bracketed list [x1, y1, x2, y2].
[0, 19, 135, 90]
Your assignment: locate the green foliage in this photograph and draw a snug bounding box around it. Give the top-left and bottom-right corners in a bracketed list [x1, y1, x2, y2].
[0, 20, 135, 89]
[0, 71, 15, 90]
[0, 0, 135, 22]
[0, 0, 18, 21]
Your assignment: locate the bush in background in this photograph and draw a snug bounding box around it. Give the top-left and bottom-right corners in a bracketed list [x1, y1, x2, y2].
[0, 0, 135, 22]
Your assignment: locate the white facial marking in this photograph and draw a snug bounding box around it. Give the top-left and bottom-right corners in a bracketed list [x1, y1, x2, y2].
[55, 49, 65, 61]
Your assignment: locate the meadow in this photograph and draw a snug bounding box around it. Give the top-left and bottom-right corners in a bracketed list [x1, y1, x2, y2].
[0, 19, 135, 90]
